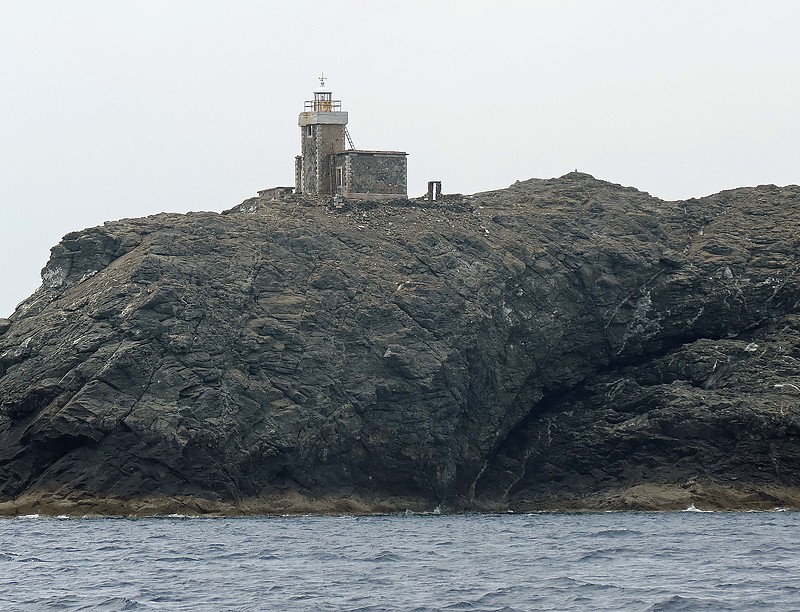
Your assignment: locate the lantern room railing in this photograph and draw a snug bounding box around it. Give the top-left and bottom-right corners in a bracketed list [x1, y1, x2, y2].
[304, 99, 342, 112]
[304, 92, 342, 112]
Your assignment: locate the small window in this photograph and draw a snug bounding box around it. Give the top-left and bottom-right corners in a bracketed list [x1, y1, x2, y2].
[306, 125, 313, 137]
[336, 166, 344, 189]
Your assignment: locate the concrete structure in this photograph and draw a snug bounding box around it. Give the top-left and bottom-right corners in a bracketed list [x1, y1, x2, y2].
[426, 181, 442, 201]
[295, 81, 407, 199]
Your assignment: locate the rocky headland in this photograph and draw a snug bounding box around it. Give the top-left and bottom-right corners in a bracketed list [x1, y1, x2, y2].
[1, 172, 799, 516]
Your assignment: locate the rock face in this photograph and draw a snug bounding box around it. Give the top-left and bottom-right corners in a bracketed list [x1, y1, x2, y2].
[1, 172, 799, 515]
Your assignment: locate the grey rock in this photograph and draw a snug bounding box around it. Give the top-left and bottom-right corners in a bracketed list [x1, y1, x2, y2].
[1, 172, 799, 514]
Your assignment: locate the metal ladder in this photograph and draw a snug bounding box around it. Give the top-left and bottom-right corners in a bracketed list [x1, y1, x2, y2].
[344, 127, 355, 150]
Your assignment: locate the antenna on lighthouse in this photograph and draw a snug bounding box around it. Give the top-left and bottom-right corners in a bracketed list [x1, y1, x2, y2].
[319, 73, 326, 88]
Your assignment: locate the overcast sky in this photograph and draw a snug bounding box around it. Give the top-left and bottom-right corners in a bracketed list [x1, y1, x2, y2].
[1, 1, 798, 317]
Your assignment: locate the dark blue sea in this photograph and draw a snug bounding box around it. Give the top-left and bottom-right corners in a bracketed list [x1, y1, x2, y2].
[2, 510, 799, 611]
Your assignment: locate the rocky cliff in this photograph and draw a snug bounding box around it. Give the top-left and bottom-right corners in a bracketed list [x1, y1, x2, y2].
[1, 172, 799, 515]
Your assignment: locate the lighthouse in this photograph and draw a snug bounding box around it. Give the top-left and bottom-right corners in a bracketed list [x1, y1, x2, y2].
[294, 76, 407, 200]
[295, 75, 348, 196]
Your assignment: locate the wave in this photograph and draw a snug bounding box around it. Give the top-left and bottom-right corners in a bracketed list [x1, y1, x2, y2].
[576, 547, 632, 562]
[594, 528, 644, 537]
[648, 594, 718, 611]
[682, 504, 714, 513]
[80, 596, 150, 610]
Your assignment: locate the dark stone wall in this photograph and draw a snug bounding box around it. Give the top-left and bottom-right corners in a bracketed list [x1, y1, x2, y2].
[300, 124, 345, 195]
[350, 154, 407, 195]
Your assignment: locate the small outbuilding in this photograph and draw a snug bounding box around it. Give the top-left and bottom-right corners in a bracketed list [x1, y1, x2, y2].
[331, 150, 408, 200]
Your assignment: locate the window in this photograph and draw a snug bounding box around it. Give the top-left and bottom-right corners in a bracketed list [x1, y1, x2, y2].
[306, 125, 313, 138]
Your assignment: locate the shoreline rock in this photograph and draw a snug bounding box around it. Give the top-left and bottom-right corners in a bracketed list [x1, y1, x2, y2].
[2, 481, 799, 518]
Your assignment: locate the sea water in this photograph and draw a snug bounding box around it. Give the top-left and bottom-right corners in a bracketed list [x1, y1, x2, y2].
[2, 510, 799, 610]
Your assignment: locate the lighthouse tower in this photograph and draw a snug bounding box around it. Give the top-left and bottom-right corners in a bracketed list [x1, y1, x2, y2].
[295, 75, 348, 196]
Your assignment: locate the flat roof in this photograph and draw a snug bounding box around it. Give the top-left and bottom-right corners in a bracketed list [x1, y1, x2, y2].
[335, 149, 408, 156]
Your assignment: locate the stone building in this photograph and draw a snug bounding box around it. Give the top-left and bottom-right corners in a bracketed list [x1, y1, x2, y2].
[295, 82, 407, 199]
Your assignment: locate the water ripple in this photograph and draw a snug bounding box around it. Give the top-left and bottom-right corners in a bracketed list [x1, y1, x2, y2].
[1, 512, 800, 610]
